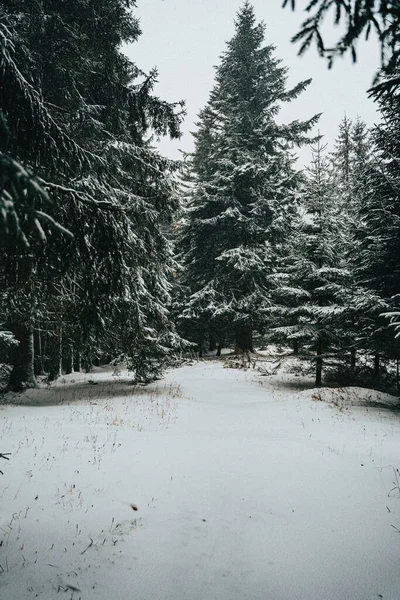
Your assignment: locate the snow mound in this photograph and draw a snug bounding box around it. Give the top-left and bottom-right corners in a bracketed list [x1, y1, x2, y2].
[297, 386, 400, 409]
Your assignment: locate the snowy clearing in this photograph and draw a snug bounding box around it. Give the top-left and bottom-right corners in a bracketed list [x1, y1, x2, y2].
[1, 361, 400, 600]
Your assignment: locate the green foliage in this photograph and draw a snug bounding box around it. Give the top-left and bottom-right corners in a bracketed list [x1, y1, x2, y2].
[0, 0, 185, 386]
[177, 2, 318, 352]
[353, 82, 400, 360]
[272, 105, 400, 384]
[284, 0, 400, 99]
[272, 138, 352, 383]
[0, 153, 72, 250]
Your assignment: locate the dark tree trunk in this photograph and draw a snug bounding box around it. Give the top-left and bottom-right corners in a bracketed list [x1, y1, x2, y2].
[82, 349, 93, 373]
[292, 339, 299, 355]
[48, 327, 62, 381]
[8, 323, 37, 391]
[74, 349, 81, 373]
[397, 358, 399, 393]
[209, 331, 216, 352]
[34, 329, 44, 376]
[64, 344, 74, 375]
[197, 330, 205, 358]
[234, 324, 253, 353]
[350, 347, 356, 371]
[374, 353, 380, 380]
[315, 338, 323, 387]
[216, 342, 223, 357]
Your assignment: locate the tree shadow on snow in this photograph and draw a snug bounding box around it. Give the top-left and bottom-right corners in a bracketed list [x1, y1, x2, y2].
[1, 378, 182, 407]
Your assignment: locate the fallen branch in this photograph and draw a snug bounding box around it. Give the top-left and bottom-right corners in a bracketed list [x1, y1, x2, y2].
[81, 537, 93, 555]
[0, 452, 11, 475]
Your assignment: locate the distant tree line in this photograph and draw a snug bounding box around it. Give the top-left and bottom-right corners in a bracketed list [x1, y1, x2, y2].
[175, 2, 400, 389]
[2, 0, 400, 393]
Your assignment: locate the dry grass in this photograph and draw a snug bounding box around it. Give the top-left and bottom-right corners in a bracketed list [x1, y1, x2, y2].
[1, 377, 184, 407]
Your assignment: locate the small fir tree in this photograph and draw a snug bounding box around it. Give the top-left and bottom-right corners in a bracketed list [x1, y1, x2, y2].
[272, 138, 351, 386]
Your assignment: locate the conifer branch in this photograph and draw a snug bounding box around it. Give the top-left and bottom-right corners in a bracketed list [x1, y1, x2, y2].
[38, 180, 124, 210]
[0, 24, 102, 174]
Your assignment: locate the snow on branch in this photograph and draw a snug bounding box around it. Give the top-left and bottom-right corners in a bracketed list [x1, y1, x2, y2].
[0, 154, 73, 248]
[382, 311, 400, 338]
[0, 23, 100, 174]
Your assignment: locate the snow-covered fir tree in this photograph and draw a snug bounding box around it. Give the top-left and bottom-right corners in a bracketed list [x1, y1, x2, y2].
[329, 115, 371, 235]
[354, 76, 400, 376]
[330, 115, 353, 195]
[0, 0, 185, 388]
[351, 117, 372, 210]
[327, 116, 373, 372]
[178, 2, 319, 354]
[272, 138, 352, 386]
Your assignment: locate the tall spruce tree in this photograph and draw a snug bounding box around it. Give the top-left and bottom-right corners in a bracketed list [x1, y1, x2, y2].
[0, 0, 184, 388]
[330, 116, 353, 202]
[272, 138, 351, 386]
[354, 74, 400, 375]
[329, 116, 374, 373]
[272, 119, 380, 386]
[178, 2, 319, 353]
[330, 116, 371, 224]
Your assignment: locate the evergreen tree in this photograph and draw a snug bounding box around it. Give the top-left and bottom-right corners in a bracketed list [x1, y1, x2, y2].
[331, 116, 374, 372]
[354, 81, 400, 374]
[178, 2, 319, 353]
[284, 0, 400, 99]
[328, 115, 355, 256]
[272, 138, 351, 386]
[330, 116, 353, 195]
[350, 117, 372, 216]
[329, 116, 371, 217]
[0, 0, 184, 388]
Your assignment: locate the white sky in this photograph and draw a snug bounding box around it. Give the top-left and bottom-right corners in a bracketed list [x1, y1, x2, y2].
[125, 0, 381, 167]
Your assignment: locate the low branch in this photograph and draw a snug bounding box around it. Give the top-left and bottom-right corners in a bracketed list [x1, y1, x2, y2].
[38, 179, 124, 210]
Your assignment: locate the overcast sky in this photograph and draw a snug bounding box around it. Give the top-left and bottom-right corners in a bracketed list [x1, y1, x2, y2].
[125, 0, 381, 167]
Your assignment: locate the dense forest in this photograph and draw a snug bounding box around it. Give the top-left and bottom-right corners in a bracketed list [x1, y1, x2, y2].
[2, 0, 400, 391]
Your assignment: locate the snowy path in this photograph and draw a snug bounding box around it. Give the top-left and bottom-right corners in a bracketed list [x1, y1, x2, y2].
[1, 361, 400, 599]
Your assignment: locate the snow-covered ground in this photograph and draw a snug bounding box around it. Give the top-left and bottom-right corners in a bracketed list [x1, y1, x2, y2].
[1, 360, 400, 599]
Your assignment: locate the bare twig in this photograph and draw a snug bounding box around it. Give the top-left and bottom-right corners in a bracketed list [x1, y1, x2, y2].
[80, 537, 93, 555]
[0, 453, 10, 475]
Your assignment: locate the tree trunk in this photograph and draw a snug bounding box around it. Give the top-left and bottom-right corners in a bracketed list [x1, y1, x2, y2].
[34, 329, 44, 376]
[64, 344, 74, 375]
[350, 347, 356, 371]
[70, 345, 75, 373]
[374, 353, 380, 380]
[197, 330, 205, 358]
[209, 326, 216, 352]
[8, 323, 37, 391]
[315, 338, 323, 387]
[48, 327, 62, 381]
[292, 340, 299, 355]
[59, 328, 63, 376]
[216, 342, 223, 357]
[234, 324, 253, 353]
[397, 358, 399, 393]
[74, 349, 81, 373]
